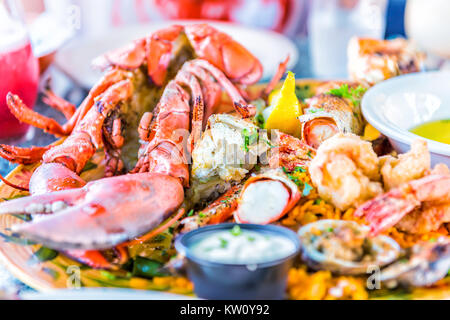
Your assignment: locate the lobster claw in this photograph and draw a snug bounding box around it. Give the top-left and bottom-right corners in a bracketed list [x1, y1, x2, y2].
[0, 173, 184, 250]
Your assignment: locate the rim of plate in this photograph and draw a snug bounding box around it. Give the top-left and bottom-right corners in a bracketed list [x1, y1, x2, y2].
[361, 71, 450, 157]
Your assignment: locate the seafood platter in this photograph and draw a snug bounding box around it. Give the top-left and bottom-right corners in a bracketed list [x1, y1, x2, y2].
[0, 24, 449, 300]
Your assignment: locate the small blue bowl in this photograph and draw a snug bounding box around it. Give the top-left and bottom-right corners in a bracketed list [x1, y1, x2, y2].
[175, 223, 301, 300]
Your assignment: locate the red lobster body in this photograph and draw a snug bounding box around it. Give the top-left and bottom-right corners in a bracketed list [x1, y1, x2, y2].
[0, 24, 263, 269]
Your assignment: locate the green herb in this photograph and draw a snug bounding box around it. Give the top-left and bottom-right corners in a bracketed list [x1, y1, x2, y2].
[307, 150, 313, 158]
[198, 212, 206, 218]
[220, 238, 228, 248]
[230, 225, 242, 236]
[293, 166, 306, 173]
[81, 161, 98, 173]
[302, 182, 313, 197]
[328, 84, 367, 107]
[255, 114, 265, 128]
[309, 108, 324, 114]
[252, 99, 267, 128]
[429, 238, 437, 243]
[132, 256, 167, 279]
[241, 128, 259, 152]
[295, 84, 313, 102]
[313, 199, 322, 205]
[187, 209, 194, 217]
[265, 139, 275, 149]
[282, 167, 302, 188]
[253, 164, 261, 172]
[33, 246, 59, 262]
[247, 236, 256, 242]
[326, 228, 334, 233]
[242, 128, 250, 152]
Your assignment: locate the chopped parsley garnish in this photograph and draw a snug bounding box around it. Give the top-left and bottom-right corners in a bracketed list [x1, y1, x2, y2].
[327, 84, 367, 107]
[230, 225, 242, 236]
[313, 199, 323, 205]
[265, 138, 275, 149]
[187, 209, 194, 217]
[309, 108, 324, 114]
[326, 228, 334, 233]
[252, 98, 267, 128]
[220, 238, 228, 248]
[307, 150, 313, 158]
[282, 167, 314, 196]
[241, 129, 259, 152]
[198, 212, 206, 218]
[282, 167, 303, 188]
[247, 236, 256, 242]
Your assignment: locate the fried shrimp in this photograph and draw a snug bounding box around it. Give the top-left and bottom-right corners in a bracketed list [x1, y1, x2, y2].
[380, 140, 430, 190]
[309, 133, 383, 211]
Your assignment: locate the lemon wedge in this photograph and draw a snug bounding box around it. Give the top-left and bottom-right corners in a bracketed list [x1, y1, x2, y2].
[363, 123, 381, 141]
[265, 72, 302, 137]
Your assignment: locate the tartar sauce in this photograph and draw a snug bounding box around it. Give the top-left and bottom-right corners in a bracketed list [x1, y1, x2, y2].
[190, 226, 296, 264]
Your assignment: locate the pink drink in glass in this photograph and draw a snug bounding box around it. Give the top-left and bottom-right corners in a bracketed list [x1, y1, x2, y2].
[0, 29, 39, 140]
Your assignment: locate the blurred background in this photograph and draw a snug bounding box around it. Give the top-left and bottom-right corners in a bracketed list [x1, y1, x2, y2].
[1, 0, 450, 180]
[1, 0, 450, 163]
[1, 0, 450, 165]
[0, 0, 450, 296]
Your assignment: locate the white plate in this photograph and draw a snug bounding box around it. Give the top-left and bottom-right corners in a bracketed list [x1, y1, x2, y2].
[55, 20, 298, 88]
[21, 288, 197, 300]
[29, 13, 75, 58]
[362, 71, 450, 167]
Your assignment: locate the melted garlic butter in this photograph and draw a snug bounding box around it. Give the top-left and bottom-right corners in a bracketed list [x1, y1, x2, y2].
[190, 227, 296, 264]
[410, 119, 450, 145]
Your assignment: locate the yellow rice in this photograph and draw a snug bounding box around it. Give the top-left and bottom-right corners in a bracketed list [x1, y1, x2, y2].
[282, 169, 449, 300]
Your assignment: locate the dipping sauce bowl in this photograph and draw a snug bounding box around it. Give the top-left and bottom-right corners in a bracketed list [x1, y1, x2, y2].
[175, 223, 300, 300]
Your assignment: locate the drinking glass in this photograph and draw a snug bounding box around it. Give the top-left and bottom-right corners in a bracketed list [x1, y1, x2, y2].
[0, 0, 40, 142]
[308, 0, 388, 79]
[405, 0, 450, 59]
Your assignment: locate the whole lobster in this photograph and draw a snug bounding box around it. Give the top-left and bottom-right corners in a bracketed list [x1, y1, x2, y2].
[0, 24, 266, 269]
